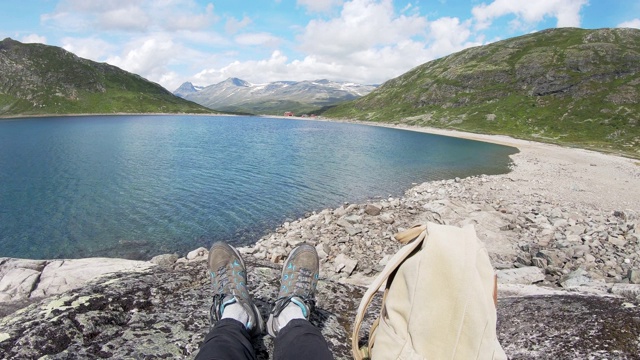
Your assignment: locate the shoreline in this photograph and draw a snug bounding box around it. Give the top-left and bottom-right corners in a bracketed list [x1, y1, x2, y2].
[1, 118, 639, 305]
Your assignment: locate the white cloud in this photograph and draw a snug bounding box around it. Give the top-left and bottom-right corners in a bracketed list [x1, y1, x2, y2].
[61, 37, 117, 60]
[105, 35, 199, 89]
[297, 0, 344, 13]
[21, 34, 47, 44]
[163, 3, 217, 31]
[235, 33, 282, 47]
[187, 0, 484, 86]
[472, 0, 588, 30]
[225, 16, 252, 34]
[38, 0, 602, 93]
[298, 0, 427, 56]
[426, 17, 480, 58]
[98, 6, 151, 31]
[194, 50, 290, 84]
[42, 0, 217, 33]
[618, 18, 640, 29]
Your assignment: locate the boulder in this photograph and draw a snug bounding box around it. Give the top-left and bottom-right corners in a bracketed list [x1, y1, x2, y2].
[379, 213, 395, 224]
[150, 254, 179, 266]
[0, 268, 40, 302]
[342, 215, 362, 224]
[559, 268, 592, 288]
[0, 258, 47, 276]
[611, 283, 640, 300]
[536, 250, 567, 268]
[336, 219, 361, 236]
[334, 254, 358, 275]
[364, 204, 382, 216]
[497, 267, 545, 285]
[531, 257, 547, 268]
[186, 247, 208, 261]
[629, 269, 640, 284]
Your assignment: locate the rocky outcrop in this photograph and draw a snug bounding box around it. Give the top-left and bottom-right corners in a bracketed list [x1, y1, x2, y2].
[1, 259, 639, 359]
[0, 258, 153, 307]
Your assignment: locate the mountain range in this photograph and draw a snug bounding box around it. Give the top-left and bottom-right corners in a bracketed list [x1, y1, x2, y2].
[0, 38, 212, 116]
[1, 29, 638, 158]
[324, 28, 640, 158]
[173, 78, 376, 115]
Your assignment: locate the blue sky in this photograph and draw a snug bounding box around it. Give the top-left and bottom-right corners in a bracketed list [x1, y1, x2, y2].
[1, 0, 639, 91]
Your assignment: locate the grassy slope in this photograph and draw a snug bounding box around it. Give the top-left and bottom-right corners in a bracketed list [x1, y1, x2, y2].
[324, 28, 640, 158]
[0, 39, 214, 116]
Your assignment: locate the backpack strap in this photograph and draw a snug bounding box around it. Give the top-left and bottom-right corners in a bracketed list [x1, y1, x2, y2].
[351, 225, 428, 360]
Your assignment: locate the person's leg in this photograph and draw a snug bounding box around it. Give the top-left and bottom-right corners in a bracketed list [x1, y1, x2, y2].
[267, 244, 333, 360]
[273, 319, 333, 360]
[195, 318, 256, 360]
[195, 241, 265, 360]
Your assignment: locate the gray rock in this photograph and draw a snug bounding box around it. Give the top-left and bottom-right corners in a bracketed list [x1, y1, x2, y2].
[536, 250, 567, 268]
[150, 254, 179, 266]
[334, 254, 358, 275]
[497, 267, 545, 285]
[364, 204, 382, 216]
[532, 257, 547, 268]
[333, 206, 347, 217]
[30, 258, 154, 299]
[608, 236, 627, 248]
[379, 213, 395, 224]
[0, 268, 41, 302]
[628, 269, 640, 284]
[342, 215, 362, 224]
[611, 283, 640, 300]
[1, 261, 640, 359]
[336, 219, 362, 236]
[316, 244, 329, 260]
[559, 268, 592, 288]
[0, 258, 47, 276]
[186, 247, 208, 261]
[336, 219, 352, 229]
[497, 294, 640, 359]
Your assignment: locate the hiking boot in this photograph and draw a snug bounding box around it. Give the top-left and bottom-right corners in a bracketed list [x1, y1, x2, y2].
[267, 243, 320, 337]
[208, 241, 264, 337]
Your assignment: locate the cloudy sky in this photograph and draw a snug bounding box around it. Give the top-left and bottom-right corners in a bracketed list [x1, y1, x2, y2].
[1, 0, 639, 91]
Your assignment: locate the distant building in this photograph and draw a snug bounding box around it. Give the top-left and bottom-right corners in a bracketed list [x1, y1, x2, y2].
[284, 111, 294, 116]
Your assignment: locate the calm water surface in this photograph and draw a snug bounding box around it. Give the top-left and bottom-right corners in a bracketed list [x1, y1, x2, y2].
[0, 115, 517, 259]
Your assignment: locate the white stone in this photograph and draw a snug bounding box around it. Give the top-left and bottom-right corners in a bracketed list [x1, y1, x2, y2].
[611, 283, 640, 298]
[334, 254, 358, 275]
[186, 247, 208, 261]
[315, 244, 328, 260]
[29, 258, 154, 298]
[0, 268, 41, 302]
[559, 268, 592, 288]
[496, 267, 545, 285]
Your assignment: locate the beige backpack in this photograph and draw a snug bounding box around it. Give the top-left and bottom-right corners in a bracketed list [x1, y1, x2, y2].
[352, 222, 507, 360]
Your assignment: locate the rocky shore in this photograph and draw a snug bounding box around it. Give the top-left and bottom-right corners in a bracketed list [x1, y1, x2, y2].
[1, 125, 640, 359]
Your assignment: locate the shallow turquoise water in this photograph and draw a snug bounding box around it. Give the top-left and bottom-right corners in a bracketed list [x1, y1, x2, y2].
[0, 115, 517, 259]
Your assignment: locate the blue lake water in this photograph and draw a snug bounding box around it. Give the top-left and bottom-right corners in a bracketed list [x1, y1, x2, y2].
[0, 115, 518, 260]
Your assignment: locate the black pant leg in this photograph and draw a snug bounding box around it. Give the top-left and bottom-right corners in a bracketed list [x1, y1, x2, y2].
[195, 318, 257, 360]
[273, 319, 333, 360]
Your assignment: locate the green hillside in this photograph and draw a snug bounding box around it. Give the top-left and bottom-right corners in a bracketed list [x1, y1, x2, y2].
[0, 38, 214, 116]
[324, 28, 640, 158]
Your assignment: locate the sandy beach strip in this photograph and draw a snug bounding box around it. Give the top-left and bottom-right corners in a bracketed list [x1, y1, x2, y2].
[323, 119, 640, 212]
